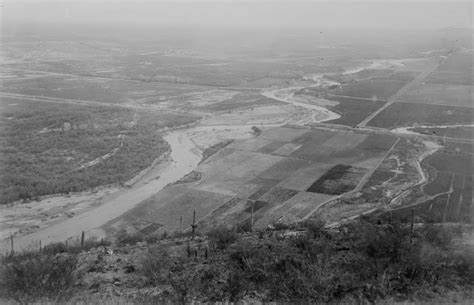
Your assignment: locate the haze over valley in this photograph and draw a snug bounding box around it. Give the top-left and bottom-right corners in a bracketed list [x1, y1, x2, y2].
[1, 1, 473, 303]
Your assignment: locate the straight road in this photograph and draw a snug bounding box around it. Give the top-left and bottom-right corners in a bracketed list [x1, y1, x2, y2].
[356, 54, 449, 128]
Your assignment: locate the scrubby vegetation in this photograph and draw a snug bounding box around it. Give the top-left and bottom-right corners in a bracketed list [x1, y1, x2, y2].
[1, 218, 472, 304]
[1, 251, 78, 303]
[0, 100, 199, 204]
[367, 102, 474, 129]
[0, 237, 110, 304]
[198, 140, 233, 165]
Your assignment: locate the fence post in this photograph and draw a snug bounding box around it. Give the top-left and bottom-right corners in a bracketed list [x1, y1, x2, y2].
[39, 240, 42, 253]
[410, 209, 415, 243]
[81, 231, 85, 248]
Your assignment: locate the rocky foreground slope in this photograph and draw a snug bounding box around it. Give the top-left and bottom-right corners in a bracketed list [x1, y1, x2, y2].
[1, 218, 473, 304]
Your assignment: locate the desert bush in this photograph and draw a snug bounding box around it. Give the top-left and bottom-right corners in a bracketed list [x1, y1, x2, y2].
[116, 229, 145, 246]
[140, 246, 173, 285]
[301, 218, 326, 238]
[42, 237, 112, 255]
[42, 241, 68, 255]
[251, 126, 261, 135]
[195, 262, 248, 302]
[0, 252, 79, 303]
[235, 219, 252, 233]
[169, 268, 198, 305]
[272, 221, 295, 231]
[207, 226, 240, 250]
[144, 233, 161, 244]
[140, 246, 198, 304]
[420, 224, 463, 249]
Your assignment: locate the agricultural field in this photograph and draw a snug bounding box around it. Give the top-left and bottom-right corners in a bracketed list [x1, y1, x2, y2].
[324, 69, 393, 84]
[0, 98, 199, 204]
[306, 165, 367, 195]
[384, 139, 473, 224]
[331, 78, 407, 100]
[320, 96, 386, 127]
[361, 138, 424, 204]
[194, 93, 282, 112]
[103, 126, 398, 234]
[410, 126, 474, 140]
[426, 50, 474, 85]
[401, 83, 473, 108]
[1, 37, 351, 88]
[302, 58, 441, 127]
[366, 50, 473, 129]
[367, 102, 473, 129]
[326, 69, 419, 100]
[0, 71, 202, 106]
[427, 71, 473, 86]
[200, 104, 308, 126]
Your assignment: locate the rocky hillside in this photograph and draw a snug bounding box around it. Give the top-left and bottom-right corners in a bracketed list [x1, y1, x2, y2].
[1, 218, 474, 304]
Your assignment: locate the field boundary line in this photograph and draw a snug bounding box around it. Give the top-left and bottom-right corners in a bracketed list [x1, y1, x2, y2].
[301, 195, 341, 221]
[387, 100, 474, 108]
[325, 93, 388, 102]
[455, 176, 466, 221]
[353, 137, 401, 193]
[356, 54, 448, 128]
[442, 174, 455, 222]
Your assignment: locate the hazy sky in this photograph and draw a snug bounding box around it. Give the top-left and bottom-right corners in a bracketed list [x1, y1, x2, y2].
[2, 0, 472, 30]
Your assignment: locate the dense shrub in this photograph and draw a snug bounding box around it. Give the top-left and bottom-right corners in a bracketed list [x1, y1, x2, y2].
[43, 237, 111, 255]
[301, 218, 326, 238]
[222, 220, 474, 302]
[116, 229, 145, 246]
[140, 246, 173, 285]
[207, 226, 240, 250]
[3, 220, 473, 304]
[136, 220, 472, 303]
[0, 252, 79, 303]
[420, 224, 463, 249]
[0, 101, 201, 204]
